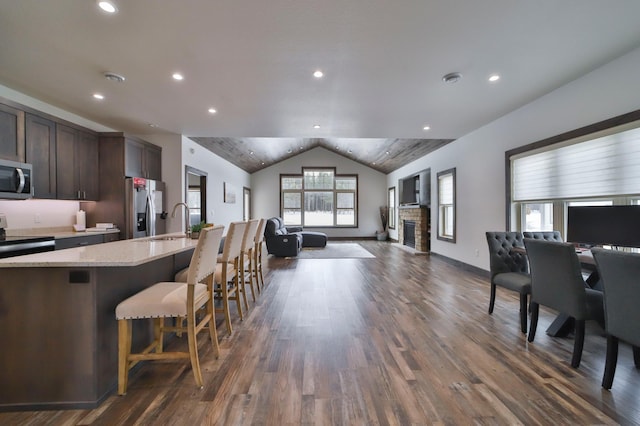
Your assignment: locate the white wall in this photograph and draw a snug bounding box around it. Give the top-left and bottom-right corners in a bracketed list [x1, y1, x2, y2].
[0, 199, 80, 231]
[388, 46, 640, 271]
[251, 146, 386, 238]
[0, 84, 113, 132]
[140, 135, 251, 233]
[180, 137, 250, 230]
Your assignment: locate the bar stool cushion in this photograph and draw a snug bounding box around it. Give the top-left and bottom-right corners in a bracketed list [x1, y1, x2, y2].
[115, 282, 208, 319]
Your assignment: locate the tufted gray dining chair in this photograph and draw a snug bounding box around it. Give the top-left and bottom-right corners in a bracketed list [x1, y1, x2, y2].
[525, 238, 604, 368]
[592, 248, 640, 389]
[523, 231, 563, 242]
[485, 232, 531, 333]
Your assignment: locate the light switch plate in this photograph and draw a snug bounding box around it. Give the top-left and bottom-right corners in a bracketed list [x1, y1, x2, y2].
[0, 214, 7, 228]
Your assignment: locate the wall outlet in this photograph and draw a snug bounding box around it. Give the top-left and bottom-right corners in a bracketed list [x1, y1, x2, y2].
[474, 248, 479, 257]
[34, 213, 41, 223]
[0, 214, 7, 228]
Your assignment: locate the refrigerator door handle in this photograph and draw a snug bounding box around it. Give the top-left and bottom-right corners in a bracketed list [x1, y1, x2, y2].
[146, 193, 156, 237]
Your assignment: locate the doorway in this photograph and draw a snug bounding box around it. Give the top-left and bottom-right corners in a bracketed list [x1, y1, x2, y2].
[185, 166, 207, 226]
[243, 187, 251, 221]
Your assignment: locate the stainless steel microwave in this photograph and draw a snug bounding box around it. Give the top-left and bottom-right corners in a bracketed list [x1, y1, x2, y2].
[0, 158, 33, 199]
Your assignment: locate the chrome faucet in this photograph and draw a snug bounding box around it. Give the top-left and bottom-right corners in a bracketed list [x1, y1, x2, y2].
[171, 202, 192, 237]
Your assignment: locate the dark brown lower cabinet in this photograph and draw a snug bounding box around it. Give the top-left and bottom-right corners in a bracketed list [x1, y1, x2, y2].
[0, 249, 193, 411]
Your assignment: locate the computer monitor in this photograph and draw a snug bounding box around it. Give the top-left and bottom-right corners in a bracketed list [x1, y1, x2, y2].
[567, 205, 640, 248]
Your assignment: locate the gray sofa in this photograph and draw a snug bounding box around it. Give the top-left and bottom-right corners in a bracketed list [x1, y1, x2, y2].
[264, 217, 327, 257]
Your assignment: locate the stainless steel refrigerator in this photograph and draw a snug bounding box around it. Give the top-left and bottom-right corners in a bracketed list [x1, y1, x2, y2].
[125, 177, 167, 239]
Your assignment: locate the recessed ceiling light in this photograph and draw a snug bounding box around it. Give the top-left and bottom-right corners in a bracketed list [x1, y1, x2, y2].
[488, 74, 501, 82]
[372, 162, 377, 165]
[287, 149, 292, 153]
[261, 162, 265, 165]
[250, 151, 254, 155]
[313, 124, 321, 129]
[92, 93, 104, 100]
[347, 149, 352, 154]
[385, 151, 390, 155]
[423, 125, 431, 131]
[208, 108, 217, 114]
[97, 0, 117, 13]
[313, 70, 324, 78]
[299, 146, 303, 150]
[148, 123, 158, 128]
[442, 72, 462, 84]
[172, 73, 184, 81]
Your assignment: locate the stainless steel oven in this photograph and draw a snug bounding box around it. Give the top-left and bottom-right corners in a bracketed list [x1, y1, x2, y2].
[0, 158, 33, 199]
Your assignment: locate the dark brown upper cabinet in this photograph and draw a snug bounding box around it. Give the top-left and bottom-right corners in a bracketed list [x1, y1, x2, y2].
[124, 138, 162, 180]
[56, 124, 99, 200]
[0, 103, 26, 162]
[25, 113, 57, 199]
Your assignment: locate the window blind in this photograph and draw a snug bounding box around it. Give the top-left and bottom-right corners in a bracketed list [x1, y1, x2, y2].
[512, 126, 640, 201]
[438, 174, 453, 205]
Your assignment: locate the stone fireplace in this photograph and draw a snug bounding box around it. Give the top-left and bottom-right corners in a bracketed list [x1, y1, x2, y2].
[398, 206, 430, 252]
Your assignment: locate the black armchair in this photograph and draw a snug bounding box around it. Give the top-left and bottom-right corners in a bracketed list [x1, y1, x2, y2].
[264, 217, 302, 257]
[264, 217, 328, 257]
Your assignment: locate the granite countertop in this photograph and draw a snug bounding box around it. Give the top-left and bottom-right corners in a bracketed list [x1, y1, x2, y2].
[0, 233, 197, 268]
[6, 226, 120, 239]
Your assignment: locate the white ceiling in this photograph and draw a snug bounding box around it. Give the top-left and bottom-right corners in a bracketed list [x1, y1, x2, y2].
[2, 1, 640, 157]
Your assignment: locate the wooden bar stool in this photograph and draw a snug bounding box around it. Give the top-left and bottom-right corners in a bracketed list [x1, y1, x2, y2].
[214, 221, 248, 336]
[253, 218, 267, 292]
[115, 225, 224, 395]
[240, 219, 260, 304]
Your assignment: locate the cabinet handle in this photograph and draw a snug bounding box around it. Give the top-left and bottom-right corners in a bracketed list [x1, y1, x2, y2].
[83, 191, 86, 199]
[77, 190, 81, 199]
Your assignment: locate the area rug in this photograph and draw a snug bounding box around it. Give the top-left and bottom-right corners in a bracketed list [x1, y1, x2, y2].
[297, 242, 375, 259]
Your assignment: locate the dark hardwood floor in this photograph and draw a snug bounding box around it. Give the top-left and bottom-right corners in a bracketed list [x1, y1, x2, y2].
[2, 241, 639, 425]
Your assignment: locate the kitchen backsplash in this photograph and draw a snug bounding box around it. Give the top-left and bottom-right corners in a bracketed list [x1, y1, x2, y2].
[0, 199, 81, 230]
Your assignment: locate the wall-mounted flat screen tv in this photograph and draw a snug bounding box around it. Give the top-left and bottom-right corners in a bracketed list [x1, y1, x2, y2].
[567, 205, 640, 248]
[399, 169, 430, 207]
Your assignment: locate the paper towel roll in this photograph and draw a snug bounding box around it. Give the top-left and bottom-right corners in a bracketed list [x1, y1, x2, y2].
[76, 210, 86, 229]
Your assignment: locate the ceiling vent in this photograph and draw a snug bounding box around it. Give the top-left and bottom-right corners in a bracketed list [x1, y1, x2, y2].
[104, 72, 125, 83]
[442, 72, 462, 84]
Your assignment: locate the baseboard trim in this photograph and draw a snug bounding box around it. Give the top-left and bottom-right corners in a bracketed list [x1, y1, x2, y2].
[430, 252, 490, 279]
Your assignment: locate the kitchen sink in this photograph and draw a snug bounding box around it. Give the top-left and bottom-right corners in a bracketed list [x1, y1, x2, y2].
[135, 235, 187, 242]
[151, 235, 186, 241]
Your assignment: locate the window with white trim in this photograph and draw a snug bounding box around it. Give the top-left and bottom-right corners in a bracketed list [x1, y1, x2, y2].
[437, 168, 456, 242]
[388, 187, 396, 230]
[280, 168, 357, 227]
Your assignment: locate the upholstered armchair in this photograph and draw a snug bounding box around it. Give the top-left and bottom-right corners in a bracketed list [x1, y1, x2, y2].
[264, 217, 303, 257]
[264, 217, 328, 257]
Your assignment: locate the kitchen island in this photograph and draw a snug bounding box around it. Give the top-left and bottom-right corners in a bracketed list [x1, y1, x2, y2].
[0, 234, 198, 411]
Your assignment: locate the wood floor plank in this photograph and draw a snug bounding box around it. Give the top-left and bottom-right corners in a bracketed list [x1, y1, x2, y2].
[2, 241, 639, 425]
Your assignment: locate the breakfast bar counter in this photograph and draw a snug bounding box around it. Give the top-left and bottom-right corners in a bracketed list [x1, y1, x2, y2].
[0, 234, 198, 411]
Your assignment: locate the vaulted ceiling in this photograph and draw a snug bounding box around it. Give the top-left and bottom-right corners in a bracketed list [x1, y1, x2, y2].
[190, 138, 454, 174]
[1, 1, 640, 173]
